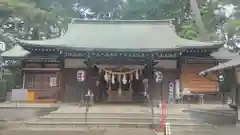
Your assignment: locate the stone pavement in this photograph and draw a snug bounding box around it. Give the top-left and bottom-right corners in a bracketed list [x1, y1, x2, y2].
[0, 103, 231, 114]
[186, 104, 235, 116]
[188, 104, 229, 109]
[2, 127, 156, 135]
[0, 102, 56, 108]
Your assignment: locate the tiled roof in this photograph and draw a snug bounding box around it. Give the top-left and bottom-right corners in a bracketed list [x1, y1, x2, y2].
[18, 19, 223, 51]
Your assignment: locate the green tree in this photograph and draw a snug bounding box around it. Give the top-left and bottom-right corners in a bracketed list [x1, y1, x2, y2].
[0, 0, 63, 27]
[224, 19, 240, 37]
[121, 0, 188, 20]
[120, 0, 203, 40]
[120, 0, 236, 40]
[190, 0, 209, 41]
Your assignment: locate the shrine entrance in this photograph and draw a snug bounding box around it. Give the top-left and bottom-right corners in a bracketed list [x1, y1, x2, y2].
[89, 64, 147, 103]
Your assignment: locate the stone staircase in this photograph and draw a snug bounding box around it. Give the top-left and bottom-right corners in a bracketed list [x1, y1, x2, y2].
[2, 105, 216, 135]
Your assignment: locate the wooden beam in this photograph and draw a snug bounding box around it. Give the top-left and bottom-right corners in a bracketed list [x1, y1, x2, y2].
[22, 68, 60, 71]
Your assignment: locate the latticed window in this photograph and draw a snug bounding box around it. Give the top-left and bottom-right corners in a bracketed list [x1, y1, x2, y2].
[25, 72, 59, 90]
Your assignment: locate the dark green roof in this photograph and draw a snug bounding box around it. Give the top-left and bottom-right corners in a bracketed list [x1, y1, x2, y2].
[200, 48, 239, 75]
[199, 56, 240, 75]
[19, 19, 223, 51]
[210, 47, 238, 60]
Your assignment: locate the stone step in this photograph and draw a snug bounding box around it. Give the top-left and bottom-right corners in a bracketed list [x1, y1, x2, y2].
[171, 131, 213, 135]
[21, 121, 213, 129]
[2, 127, 213, 135]
[47, 112, 190, 118]
[36, 116, 198, 124]
[2, 127, 155, 135]
[154, 130, 213, 135]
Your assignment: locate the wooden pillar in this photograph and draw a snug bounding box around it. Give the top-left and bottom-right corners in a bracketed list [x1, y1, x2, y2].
[85, 60, 92, 95]
[236, 86, 240, 126]
[59, 56, 65, 102]
[234, 67, 240, 126]
[148, 53, 154, 101]
[21, 60, 25, 89]
[118, 74, 122, 96]
[130, 74, 133, 95]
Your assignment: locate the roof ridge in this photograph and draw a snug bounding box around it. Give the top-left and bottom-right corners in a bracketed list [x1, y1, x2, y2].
[71, 18, 173, 24]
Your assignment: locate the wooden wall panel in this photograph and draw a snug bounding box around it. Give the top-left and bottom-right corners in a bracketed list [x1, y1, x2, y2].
[180, 64, 217, 93]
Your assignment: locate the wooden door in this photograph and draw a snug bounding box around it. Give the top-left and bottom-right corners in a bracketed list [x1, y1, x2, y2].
[64, 69, 82, 102]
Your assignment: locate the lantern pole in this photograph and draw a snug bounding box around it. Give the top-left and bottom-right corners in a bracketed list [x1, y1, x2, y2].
[80, 81, 84, 105]
[77, 69, 86, 106]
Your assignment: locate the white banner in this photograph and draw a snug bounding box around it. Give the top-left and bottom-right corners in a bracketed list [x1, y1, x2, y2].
[168, 82, 174, 103]
[175, 79, 180, 99]
[49, 77, 57, 87]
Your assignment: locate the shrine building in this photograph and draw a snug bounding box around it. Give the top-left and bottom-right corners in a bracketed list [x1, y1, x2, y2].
[1, 19, 224, 103]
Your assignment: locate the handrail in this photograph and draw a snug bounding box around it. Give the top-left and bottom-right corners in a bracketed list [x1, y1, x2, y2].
[152, 96, 167, 133]
[84, 95, 90, 125]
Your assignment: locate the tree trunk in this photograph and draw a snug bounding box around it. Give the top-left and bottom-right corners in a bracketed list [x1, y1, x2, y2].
[189, 0, 209, 41]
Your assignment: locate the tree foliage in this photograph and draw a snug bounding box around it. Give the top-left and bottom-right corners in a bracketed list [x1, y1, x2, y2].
[120, 0, 240, 41]
[0, 0, 65, 26]
[121, 0, 188, 20]
[224, 19, 240, 37]
[120, 0, 203, 40]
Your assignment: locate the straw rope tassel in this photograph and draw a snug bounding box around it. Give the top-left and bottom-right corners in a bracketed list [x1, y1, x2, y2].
[118, 74, 122, 96]
[108, 73, 112, 93]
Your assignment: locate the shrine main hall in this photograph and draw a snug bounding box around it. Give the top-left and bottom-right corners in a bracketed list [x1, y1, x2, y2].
[1, 19, 223, 103]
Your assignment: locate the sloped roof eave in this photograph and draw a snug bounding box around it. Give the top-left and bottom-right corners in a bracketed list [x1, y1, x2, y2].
[199, 56, 240, 75]
[18, 41, 223, 52]
[210, 47, 238, 60]
[1, 45, 30, 58]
